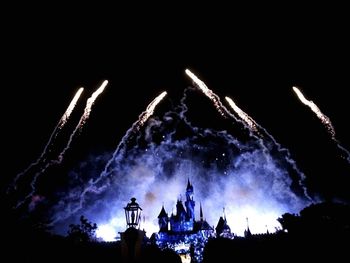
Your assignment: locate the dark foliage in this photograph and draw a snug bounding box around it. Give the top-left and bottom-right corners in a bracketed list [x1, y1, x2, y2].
[203, 202, 350, 262]
[67, 215, 98, 243]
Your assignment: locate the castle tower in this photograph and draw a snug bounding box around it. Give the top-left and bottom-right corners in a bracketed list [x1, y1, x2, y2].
[185, 179, 195, 220]
[157, 205, 168, 232]
[244, 217, 252, 238]
[195, 203, 214, 234]
[215, 208, 232, 237]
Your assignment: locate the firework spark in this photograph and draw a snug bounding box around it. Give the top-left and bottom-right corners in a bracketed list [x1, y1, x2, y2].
[138, 91, 167, 129]
[78, 81, 108, 131]
[60, 87, 84, 127]
[49, 91, 167, 220]
[225, 96, 258, 132]
[185, 69, 227, 117]
[293, 86, 350, 163]
[9, 87, 84, 192]
[57, 80, 108, 162]
[186, 70, 310, 200]
[293, 86, 335, 138]
[224, 95, 310, 199]
[102, 91, 167, 173]
[15, 82, 107, 208]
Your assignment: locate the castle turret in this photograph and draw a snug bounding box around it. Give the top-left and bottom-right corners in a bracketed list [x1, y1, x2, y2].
[185, 179, 195, 221]
[158, 206, 168, 232]
[244, 217, 252, 238]
[215, 216, 231, 237]
[176, 199, 187, 221]
[194, 203, 214, 233]
[215, 208, 232, 237]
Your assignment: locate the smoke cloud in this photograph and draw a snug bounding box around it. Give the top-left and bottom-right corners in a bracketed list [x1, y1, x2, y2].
[50, 88, 310, 240]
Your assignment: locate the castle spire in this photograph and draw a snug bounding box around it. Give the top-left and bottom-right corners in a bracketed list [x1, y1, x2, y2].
[200, 202, 203, 221]
[187, 178, 191, 190]
[244, 217, 252, 238]
[185, 179, 195, 220]
[158, 205, 168, 218]
[157, 205, 168, 232]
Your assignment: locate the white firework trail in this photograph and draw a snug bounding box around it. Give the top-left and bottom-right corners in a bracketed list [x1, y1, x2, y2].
[293, 86, 350, 163]
[138, 91, 167, 129]
[48, 91, 167, 220]
[9, 87, 84, 192]
[225, 96, 258, 132]
[185, 69, 311, 201]
[185, 69, 228, 117]
[224, 96, 311, 199]
[185, 69, 263, 132]
[293, 87, 336, 138]
[15, 82, 107, 209]
[60, 87, 84, 127]
[78, 80, 108, 131]
[185, 69, 272, 138]
[57, 80, 108, 162]
[100, 91, 167, 178]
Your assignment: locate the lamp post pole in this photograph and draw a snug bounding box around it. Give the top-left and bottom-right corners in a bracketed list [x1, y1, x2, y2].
[120, 197, 145, 263]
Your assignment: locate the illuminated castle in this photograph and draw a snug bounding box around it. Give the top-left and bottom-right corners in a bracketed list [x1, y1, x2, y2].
[153, 179, 231, 262]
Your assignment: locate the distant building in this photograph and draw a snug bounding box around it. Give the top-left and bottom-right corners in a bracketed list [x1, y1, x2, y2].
[153, 179, 231, 262]
[244, 217, 252, 238]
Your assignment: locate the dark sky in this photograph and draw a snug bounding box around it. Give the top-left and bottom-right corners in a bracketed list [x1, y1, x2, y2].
[2, 10, 350, 204]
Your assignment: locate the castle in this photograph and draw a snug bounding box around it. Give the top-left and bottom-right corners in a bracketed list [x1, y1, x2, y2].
[153, 179, 233, 261]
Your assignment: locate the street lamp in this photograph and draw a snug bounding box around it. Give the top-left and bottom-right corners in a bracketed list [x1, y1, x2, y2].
[124, 197, 142, 228]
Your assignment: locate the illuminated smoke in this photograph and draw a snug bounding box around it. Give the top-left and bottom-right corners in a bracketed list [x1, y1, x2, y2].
[54, 121, 308, 240]
[9, 87, 84, 192]
[49, 91, 167, 222]
[15, 82, 107, 208]
[50, 88, 310, 240]
[101, 91, 167, 179]
[293, 86, 350, 163]
[225, 96, 258, 132]
[185, 70, 310, 200]
[293, 87, 335, 138]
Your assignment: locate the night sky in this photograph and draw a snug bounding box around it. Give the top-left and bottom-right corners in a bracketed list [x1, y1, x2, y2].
[2, 9, 350, 238]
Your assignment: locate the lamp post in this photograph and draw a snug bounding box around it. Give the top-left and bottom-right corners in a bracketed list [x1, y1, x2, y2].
[124, 197, 142, 228]
[121, 198, 145, 263]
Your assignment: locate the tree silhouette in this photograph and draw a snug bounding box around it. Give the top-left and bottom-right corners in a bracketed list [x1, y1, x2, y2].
[277, 212, 300, 234]
[278, 201, 350, 236]
[67, 215, 97, 243]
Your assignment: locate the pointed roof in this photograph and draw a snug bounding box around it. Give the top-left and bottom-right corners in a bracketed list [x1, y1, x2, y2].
[245, 217, 252, 237]
[176, 199, 187, 216]
[186, 178, 193, 191]
[158, 205, 168, 218]
[195, 219, 214, 231]
[215, 216, 231, 234]
[244, 227, 252, 238]
[194, 205, 213, 232]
